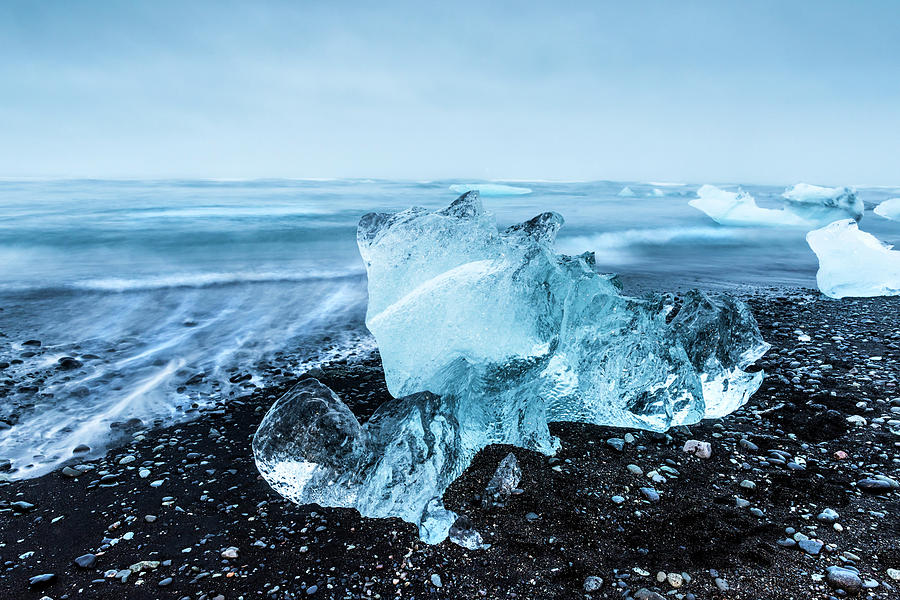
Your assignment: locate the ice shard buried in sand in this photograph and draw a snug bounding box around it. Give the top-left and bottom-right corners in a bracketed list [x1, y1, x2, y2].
[253, 192, 770, 543]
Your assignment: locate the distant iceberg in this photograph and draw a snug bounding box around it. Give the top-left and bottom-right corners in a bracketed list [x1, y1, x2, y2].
[617, 186, 636, 197]
[449, 183, 531, 196]
[689, 185, 809, 227]
[874, 198, 900, 222]
[690, 184, 863, 228]
[806, 220, 900, 298]
[782, 183, 864, 223]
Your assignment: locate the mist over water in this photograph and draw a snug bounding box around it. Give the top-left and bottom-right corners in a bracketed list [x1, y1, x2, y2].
[1, 178, 898, 478]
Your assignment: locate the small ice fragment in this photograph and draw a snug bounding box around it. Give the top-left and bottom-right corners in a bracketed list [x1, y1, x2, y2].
[617, 186, 636, 197]
[448, 515, 488, 550]
[482, 453, 522, 507]
[806, 219, 900, 298]
[682, 439, 712, 459]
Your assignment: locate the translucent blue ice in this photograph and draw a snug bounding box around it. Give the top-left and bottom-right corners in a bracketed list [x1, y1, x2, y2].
[807, 219, 900, 298]
[254, 192, 770, 543]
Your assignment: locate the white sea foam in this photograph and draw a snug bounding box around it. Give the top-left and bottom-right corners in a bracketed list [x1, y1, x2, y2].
[562, 226, 738, 251]
[70, 269, 366, 292]
[449, 183, 532, 196]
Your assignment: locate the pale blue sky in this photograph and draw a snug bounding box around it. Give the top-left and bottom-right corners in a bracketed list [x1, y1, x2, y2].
[1, 1, 898, 184]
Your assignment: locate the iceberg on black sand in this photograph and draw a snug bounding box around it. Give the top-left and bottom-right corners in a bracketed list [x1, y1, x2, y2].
[254, 192, 770, 543]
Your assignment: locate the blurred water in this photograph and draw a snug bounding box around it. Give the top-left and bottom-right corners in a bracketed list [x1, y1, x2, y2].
[1, 178, 898, 478]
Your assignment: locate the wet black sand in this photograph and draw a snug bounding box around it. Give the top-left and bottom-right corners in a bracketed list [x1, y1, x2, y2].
[1, 291, 899, 599]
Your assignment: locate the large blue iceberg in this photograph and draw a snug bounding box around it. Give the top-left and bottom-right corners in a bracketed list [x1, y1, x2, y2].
[254, 192, 770, 543]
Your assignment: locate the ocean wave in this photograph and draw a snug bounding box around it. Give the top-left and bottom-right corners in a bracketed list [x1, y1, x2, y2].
[0, 269, 366, 294]
[561, 226, 739, 253]
[449, 183, 532, 196]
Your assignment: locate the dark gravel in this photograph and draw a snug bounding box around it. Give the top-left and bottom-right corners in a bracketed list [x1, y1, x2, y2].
[0, 290, 898, 599]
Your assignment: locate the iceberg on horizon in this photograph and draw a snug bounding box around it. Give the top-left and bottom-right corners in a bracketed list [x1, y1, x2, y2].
[782, 183, 864, 223]
[807, 219, 900, 299]
[617, 185, 636, 197]
[690, 185, 809, 227]
[254, 192, 770, 543]
[690, 184, 863, 228]
[874, 198, 900, 222]
[449, 183, 531, 196]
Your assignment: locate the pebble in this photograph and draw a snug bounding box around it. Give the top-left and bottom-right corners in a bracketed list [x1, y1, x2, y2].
[738, 438, 759, 452]
[799, 539, 823, 555]
[639, 487, 660, 502]
[57, 356, 83, 370]
[826, 566, 862, 595]
[158, 577, 173, 587]
[857, 478, 892, 493]
[817, 508, 839, 523]
[74, 553, 97, 569]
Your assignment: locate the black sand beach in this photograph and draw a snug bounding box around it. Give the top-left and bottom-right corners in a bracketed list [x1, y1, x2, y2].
[1, 291, 899, 600]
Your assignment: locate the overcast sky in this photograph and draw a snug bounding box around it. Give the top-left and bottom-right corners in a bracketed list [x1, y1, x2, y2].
[1, 1, 898, 184]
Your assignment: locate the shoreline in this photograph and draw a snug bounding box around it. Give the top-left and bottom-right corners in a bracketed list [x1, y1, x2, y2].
[1, 290, 898, 599]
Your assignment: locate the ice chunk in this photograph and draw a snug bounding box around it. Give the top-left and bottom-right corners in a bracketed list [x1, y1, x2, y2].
[256, 192, 769, 543]
[617, 186, 636, 197]
[482, 453, 522, 507]
[691, 184, 863, 228]
[690, 185, 809, 227]
[806, 219, 900, 298]
[449, 183, 531, 196]
[874, 198, 900, 222]
[252, 378, 464, 543]
[448, 515, 488, 550]
[782, 183, 864, 222]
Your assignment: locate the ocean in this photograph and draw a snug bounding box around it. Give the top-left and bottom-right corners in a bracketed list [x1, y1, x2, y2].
[1, 178, 898, 478]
